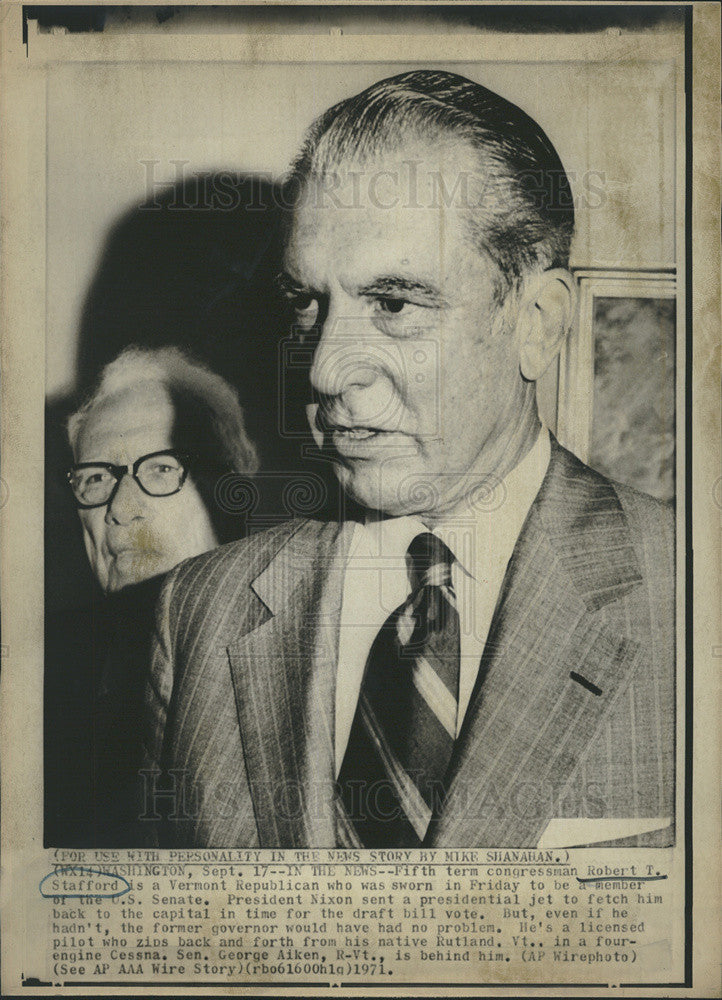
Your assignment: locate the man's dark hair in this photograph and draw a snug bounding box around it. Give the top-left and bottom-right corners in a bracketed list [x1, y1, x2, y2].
[290, 69, 575, 300]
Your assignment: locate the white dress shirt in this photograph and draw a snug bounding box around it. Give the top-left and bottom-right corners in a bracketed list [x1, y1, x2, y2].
[335, 427, 551, 774]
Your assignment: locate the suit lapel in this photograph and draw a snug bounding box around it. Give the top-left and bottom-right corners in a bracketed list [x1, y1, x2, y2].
[427, 441, 645, 847]
[226, 520, 353, 847]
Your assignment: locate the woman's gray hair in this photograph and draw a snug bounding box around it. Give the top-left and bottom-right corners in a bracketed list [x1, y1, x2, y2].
[67, 345, 259, 475]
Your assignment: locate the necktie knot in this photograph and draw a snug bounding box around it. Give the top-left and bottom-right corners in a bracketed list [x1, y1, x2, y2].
[407, 531, 455, 591]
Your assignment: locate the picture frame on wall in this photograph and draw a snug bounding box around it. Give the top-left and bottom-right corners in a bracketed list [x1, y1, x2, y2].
[557, 268, 677, 500]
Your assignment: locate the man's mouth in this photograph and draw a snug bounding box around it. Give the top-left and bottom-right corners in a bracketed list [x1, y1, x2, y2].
[327, 423, 417, 459]
[317, 409, 389, 439]
[332, 426, 380, 440]
[107, 538, 157, 559]
[307, 405, 412, 455]
[108, 542, 132, 557]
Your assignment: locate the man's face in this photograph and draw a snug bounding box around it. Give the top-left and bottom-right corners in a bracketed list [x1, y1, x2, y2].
[282, 141, 534, 522]
[74, 382, 218, 593]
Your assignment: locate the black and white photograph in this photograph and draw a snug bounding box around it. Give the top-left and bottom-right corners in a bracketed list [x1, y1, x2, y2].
[43, 5, 678, 852]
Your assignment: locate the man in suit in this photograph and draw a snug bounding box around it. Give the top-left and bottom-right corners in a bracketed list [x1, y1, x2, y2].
[143, 70, 674, 849]
[46, 345, 258, 845]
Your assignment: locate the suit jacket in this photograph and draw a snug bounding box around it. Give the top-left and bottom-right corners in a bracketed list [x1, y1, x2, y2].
[46, 576, 164, 847]
[143, 440, 675, 848]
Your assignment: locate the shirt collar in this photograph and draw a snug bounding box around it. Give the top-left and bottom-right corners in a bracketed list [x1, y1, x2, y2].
[354, 427, 551, 581]
[435, 426, 550, 582]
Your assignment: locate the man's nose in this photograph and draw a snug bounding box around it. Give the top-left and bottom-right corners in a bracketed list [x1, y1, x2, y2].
[105, 471, 148, 525]
[309, 312, 383, 399]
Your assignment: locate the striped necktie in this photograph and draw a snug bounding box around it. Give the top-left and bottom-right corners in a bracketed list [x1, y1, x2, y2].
[336, 531, 460, 847]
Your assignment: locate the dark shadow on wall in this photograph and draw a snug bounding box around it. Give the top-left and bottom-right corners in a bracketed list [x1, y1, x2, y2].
[46, 172, 344, 615]
[45, 173, 347, 846]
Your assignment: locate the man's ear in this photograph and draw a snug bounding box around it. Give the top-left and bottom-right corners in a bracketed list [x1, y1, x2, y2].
[516, 269, 576, 381]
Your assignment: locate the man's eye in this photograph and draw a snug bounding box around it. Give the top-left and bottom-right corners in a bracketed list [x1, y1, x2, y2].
[379, 299, 409, 315]
[370, 296, 434, 339]
[86, 471, 111, 485]
[288, 293, 319, 334]
[290, 292, 317, 313]
[150, 458, 182, 474]
[377, 297, 407, 315]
